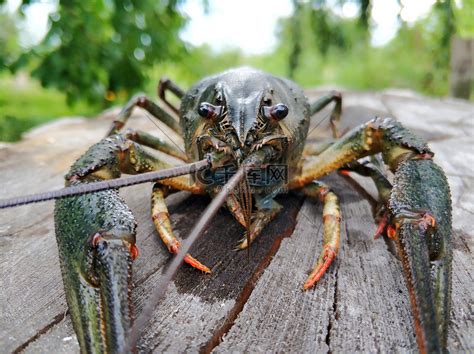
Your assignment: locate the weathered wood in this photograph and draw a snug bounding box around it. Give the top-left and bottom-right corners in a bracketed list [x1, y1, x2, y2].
[214, 91, 474, 352]
[215, 175, 417, 353]
[0, 90, 472, 353]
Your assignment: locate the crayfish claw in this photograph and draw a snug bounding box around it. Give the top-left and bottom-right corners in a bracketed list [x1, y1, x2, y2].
[390, 159, 452, 352]
[55, 188, 137, 353]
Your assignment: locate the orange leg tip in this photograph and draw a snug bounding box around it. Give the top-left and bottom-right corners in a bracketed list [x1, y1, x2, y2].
[338, 169, 351, 176]
[303, 269, 325, 290]
[130, 244, 139, 260]
[387, 225, 397, 239]
[184, 254, 211, 274]
[374, 217, 388, 240]
[168, 240, 182, 254]
[303, 249, 336, 290]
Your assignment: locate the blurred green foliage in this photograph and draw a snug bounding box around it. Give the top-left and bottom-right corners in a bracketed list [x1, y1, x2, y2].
[154, 0, 470, 98]
[4, 0, 187, 105]
[0, 73, 94, 141]
[0, 11, 20, 70]
[454, 0, 474, 38]
[0, 0, 472, 142]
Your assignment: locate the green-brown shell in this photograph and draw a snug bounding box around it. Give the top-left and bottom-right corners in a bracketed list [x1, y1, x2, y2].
[179, 67, 311, 169]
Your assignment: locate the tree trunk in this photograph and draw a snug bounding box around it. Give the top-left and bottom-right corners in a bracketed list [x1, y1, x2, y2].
[449, 36, 473, 99]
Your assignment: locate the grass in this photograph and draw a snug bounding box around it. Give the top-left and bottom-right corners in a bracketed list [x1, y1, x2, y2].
[0, 73, 95, 142]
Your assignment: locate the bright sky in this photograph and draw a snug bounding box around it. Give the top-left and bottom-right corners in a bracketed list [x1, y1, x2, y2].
[5, 0, 439, 54]
[179, 0, 294, 54]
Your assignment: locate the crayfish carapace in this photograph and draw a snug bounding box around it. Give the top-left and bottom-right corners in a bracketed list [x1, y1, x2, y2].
[49, 68, 452, 353]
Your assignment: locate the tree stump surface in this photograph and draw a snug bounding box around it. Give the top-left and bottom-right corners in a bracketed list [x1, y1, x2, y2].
[0, 89, 472, 353]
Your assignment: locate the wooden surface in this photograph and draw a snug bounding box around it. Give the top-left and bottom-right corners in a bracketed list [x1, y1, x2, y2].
[0, 89, 472, 353]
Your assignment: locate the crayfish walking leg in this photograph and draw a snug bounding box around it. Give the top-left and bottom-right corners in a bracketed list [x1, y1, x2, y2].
[300, 181, 341, 289]
[289, 117, 452, 353]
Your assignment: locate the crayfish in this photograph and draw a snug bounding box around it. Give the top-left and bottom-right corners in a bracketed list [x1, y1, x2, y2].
[2, 67, 452, 353]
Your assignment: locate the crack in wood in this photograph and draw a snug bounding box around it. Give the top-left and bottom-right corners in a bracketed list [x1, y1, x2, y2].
[325, 221, 344, 354]
[12, 312, 66, 353]
[199, 201, 303, 353]
[457, 206, 474, 216]
[133, 253, 166, 288]
[325, 271, 339, 354]
[453, 230, 471, 254]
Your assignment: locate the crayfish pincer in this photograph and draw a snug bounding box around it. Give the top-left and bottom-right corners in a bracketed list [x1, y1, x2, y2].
[50, 67, 451, 353]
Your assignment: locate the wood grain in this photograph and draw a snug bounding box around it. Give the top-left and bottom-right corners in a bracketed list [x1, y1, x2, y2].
[0, 90, 472, 353]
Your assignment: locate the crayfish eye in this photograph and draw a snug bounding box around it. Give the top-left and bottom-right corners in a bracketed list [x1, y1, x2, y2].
[262, 103, 289, 121]
[273, 104, 289, 119]
[198, 102, 222, 120]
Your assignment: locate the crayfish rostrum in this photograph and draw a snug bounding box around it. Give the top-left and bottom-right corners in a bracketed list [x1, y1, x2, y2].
[50, 68, 452, 353]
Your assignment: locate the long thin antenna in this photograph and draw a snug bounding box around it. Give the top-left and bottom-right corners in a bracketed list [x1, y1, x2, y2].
[124, 166, 246, 352]
[0, 159, 210, 209]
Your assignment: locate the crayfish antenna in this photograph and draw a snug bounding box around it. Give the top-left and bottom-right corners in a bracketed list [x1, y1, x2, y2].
[238, 174, 253, 260]
[125, 146, 276, 351]
[0, 159, 210, 209]
[124, 166, 246, 352]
